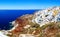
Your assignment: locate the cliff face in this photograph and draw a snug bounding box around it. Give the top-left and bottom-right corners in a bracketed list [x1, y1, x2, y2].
[5, 7, 60, 37]
[11, 14, 33, 34]
[7, 14, 34, 37]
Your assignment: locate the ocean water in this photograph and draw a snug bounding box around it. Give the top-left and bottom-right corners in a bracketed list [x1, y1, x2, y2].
[0, 10, 39, 30]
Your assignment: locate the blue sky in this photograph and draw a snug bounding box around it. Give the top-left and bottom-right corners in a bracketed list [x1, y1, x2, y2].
[0, 0, 60, 9]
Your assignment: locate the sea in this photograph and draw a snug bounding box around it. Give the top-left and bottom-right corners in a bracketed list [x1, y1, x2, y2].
[0, 10, 39, 30]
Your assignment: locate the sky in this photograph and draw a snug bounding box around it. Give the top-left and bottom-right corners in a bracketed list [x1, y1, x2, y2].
[0, 0, 60, 9]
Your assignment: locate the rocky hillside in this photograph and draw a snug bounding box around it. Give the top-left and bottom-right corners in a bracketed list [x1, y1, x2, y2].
[0, 7, 60, 37]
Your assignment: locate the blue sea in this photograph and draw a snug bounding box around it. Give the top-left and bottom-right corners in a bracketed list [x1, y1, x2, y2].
[0, 10, 39, 30]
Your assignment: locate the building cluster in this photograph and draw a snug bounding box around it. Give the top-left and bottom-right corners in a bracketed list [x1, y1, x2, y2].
[32, 7, 60, 27]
